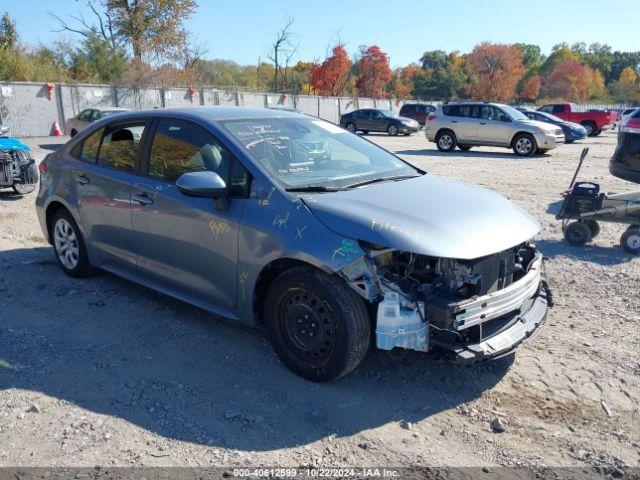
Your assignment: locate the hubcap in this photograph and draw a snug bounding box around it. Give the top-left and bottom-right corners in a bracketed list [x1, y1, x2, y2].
[389, 125, 397, 135]
[280, 288, 335, 361]
[439, 135, 452, 149]
[516, 137, 532, 154]
[53, 218, 80, 270]
[585, 124, 593, 135]
[627, 233, 640, 249]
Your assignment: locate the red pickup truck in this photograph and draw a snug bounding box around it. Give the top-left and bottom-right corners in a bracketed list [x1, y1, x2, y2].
[537, 103, 615, 136]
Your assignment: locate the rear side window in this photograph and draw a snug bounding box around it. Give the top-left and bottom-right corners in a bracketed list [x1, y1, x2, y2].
[70, 128, 104, 163]
[443, 105, 477, 117]
[147, 119, 232, 183]
[97, 123, 146, 172]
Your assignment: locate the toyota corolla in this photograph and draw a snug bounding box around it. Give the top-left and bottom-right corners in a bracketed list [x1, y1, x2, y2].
[36, 107, 550, 381]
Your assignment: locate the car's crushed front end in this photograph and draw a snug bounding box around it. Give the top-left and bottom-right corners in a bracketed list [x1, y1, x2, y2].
[0, 143, 38, 191]
[339, 241, 549, 363]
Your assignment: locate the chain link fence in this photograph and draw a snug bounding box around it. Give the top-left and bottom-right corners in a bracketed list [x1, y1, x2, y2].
[1, 81, 632, 137]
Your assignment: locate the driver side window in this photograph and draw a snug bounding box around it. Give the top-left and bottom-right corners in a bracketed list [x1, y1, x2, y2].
[147, 119, 232, 183]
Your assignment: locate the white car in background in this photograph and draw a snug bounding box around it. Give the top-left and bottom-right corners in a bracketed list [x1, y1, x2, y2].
[65, 107, 130, 137]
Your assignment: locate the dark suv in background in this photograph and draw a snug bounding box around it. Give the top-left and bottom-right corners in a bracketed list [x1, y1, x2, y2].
[399, 103, 436, 126]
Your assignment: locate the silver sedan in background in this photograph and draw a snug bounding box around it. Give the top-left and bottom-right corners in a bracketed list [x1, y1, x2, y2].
[65, 107, 130, 137]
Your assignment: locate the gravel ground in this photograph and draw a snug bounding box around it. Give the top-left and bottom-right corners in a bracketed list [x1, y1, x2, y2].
[0, 131, 638, 473]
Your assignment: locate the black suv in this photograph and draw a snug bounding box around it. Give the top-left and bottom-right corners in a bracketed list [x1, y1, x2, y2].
[399, 103, 436, 126]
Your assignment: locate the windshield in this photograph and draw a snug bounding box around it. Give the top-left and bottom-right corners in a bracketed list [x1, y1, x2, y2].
[501, 105, 528, 121]
[223, 118, 419, 190]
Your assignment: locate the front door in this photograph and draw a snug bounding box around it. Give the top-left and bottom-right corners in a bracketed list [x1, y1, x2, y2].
[477, 105, 513, 145]
[71, 121, 148, 270]
[131, 118, 247, 310]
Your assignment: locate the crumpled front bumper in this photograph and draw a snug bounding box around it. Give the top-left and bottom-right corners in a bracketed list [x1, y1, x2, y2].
[434, 280, 550, 364]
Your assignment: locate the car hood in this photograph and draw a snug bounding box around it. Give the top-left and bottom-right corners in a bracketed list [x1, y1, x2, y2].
[0, 137, 30, 151]
[517, 119, 559, 132]
[302, 174, 539, 260]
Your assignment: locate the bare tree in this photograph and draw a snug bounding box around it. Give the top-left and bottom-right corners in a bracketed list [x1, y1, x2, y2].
[267, 15, 297, 92]
[49, 0, 118, 49]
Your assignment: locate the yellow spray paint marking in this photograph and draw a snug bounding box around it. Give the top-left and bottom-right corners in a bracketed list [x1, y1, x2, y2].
[239, 272, 249, 301]
[209, 220, 230, 240]
[259, 188, 275, 206]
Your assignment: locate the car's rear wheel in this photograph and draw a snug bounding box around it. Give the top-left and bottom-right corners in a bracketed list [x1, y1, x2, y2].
[581, 121, 597, 137]
[436, 130, 456, 152]
[387, 124, 398, 136]
[345, 123, 356, 133]
[512, 133, 537, 157]
[264, 266, 370, 382]
[621, 227, 640, 255]
[51, 209, 94, 277]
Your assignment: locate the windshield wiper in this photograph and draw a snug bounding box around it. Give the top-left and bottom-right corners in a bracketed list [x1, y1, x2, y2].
[285, 185, 341, 193]
[344, 174, 421, 189]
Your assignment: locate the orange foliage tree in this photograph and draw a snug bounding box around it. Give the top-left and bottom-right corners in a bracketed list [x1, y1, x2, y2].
[355, 45, 392, 98]
[390, 65, 417, 98]
[541, 60, 605, 101]
[519, 75, 541, 100]
[309, 44, 351, 96]
[466, 42, 525, 101]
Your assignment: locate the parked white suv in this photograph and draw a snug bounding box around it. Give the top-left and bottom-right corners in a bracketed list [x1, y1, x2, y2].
[425, 102, 565, 156]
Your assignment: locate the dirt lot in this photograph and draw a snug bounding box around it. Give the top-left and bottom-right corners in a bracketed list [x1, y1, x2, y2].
[0, 131, 638, 473]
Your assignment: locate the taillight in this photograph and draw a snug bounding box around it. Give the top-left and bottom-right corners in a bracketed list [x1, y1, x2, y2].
[621, 118, 640, 133]
[427, 113, 437, 122]
[38, 161, 47, 173]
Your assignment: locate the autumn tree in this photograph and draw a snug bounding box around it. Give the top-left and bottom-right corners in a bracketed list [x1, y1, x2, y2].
[610, 66, 640, 102]
[389, 64, 418, 98]
[541, 60, 590, 101]
[466, 42, 525, 101]
[309, 44, 351, 96]
[519, 75, 541, 100]
[354, 45, 391, 98]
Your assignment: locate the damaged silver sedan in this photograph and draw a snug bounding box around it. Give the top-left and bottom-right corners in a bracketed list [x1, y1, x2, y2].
[35, 107, 550, 382]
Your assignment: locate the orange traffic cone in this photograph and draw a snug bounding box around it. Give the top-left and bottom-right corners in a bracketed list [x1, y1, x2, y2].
[52, 122, 62, 136]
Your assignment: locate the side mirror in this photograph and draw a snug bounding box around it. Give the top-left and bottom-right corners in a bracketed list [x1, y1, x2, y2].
[499, 115, 511, 123]
[0, 125, 9, 136]
[176, 171, 229, 210]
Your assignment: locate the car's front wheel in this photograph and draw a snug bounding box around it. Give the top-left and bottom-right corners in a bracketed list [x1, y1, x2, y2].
[264, 266, 371, 382]
[436, 130, 457, 152]
[387, 124, 399, 136]
[512, 133, 537, 157]
[51, 209, 94, 277]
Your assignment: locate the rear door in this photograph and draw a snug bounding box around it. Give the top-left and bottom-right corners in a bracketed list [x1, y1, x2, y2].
[445, 104, 479, 142]
[131, 117, 250, 310]
[477, 105, 513, 145]
[71, 120, 149, 271]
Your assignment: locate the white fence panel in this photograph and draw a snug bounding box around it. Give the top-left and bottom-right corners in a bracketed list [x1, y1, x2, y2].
[0, 82, 61, 137]
[297, 96, 319, 117]
[240, 92, 266, 108]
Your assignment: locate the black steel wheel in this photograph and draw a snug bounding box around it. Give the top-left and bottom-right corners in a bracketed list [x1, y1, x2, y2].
[264, 266, 370, 382]
[564, 221, 592, 246]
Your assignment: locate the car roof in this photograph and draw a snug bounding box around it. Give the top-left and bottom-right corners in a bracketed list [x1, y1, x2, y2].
[91, 107, 130, 112]
[99, 106, 308, 123]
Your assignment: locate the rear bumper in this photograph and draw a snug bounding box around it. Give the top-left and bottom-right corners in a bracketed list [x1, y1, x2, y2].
[434, 281, 549, 364]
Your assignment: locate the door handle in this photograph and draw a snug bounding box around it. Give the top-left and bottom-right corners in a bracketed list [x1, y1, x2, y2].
[479, 122, 487, 125]
[74, 173, 89, 185]
[132, 192, 154, 206]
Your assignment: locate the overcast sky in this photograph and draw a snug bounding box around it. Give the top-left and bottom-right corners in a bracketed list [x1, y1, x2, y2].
[6, 0, 640, 67]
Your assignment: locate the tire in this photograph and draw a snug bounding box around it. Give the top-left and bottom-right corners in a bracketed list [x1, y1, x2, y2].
[565, 139, 574, 144]
[264, 266, 371, 382]
[620, 227, 640, 255]
[581, 121, 597, 137]
[564, 221, 592, 246]
[50, 209, 94, 277]
[594, 129, 602, 136]
[512, 133, 537, 157]
[345, 123, 356, 133]
[387, 124, 399, 136]
[70, 129, 78, 137]
[458, 145, 472, 151]
[584, 220, 600, 239]
[12, 183, 36, 195]
[361, 130, 369, 135]
[435, 130, 457, 152]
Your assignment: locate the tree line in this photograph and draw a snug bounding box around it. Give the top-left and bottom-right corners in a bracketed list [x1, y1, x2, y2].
[0, 2, 639, 104]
